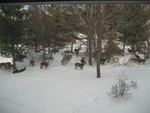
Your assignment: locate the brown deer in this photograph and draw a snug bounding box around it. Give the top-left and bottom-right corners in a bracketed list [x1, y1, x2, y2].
[75, 59, 86, 70]
[64, 51, 72, 53]
[0, 62, 12, 71]
[74, 47, 80, 56]
[130, 54, 147, 65]
[40, 62, 49, 69]
[128, 48, 138, 54]
[13, 67, 26, 74]
[129, 58, 138, 64]
[81, 57, 86, 64]
[100, 58, 107, 64]
[134, 54, 140, 60]
[51, 49, 59, 54]
[134, 54, 147, 64]
[35, 49, 40, 52]
[128, 48, 133, 54]
[75, 63, 85, 70]
[137, 58, 146, 65]
[0, 63, 6, 70]
[5, 62, 12, 71]
[30, 60, 35, 66]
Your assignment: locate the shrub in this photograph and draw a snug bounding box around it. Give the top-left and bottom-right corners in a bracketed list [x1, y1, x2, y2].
[61, 54, 72, 65]
[109, 75, 137, 99]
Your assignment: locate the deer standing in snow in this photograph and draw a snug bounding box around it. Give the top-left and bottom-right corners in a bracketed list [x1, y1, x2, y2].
[40, 62, 49, 69]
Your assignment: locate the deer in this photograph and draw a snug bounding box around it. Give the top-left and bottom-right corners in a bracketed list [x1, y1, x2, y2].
[134, 54, 147, 64]
[75, 59, 86, 70]
[100, 58, 108, 64]
[75, 63, 85, 70]
[5, 62, 12, 71]
[35, 49, 40, 52]
[134, 54, 140, 60]
[13, 67, 26, 74]
[30, 60, 35, 66]
[40, 62, 49, 69]
[74, 47, 80, 56]
[0, 63, 6, 70]
[128, 48, 138, 54]
[64, 50, 72, 53]
[128, 48, 133, 54]
[129, 58, 139, 64]
[51, 49, 59, 54]
[81, 57, 86, 64]
[130, 54, 147, 65]
[137, 58, 147, 65]
[0, 62, 12, 71]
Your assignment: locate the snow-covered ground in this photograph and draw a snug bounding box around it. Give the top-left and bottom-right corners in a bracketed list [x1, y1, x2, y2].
[0, 42, 150, 113]
[0, 55, 150, 113]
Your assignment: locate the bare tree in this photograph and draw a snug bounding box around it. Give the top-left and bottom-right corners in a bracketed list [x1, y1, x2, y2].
[67, 4, 96, 65]
[96, 4, 104, 78]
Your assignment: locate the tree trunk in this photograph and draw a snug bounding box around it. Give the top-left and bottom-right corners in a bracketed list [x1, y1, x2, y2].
[42, 42, 46, 62]
[53, 41, 56, 52]
[48, 40, 51, 54]
[88, 35, 93, 66]
[88, 18, 94, 66]
[42, 26, 46, 62]
[96, 4, 104, 78]
[71, 42, 74, 53]
[34, 36, 37, 52]
[96, 43, 101, 78]
[147, 40, 150, 58]
[39, 5, 46, 62]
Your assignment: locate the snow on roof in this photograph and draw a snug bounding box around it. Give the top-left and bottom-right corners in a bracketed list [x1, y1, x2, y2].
[74, 32, 87, 39]
[0, 56, 13, 64]
[78, 33, 87, 39]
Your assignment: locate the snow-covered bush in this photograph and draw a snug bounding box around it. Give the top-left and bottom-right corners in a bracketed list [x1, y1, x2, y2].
[61, 54, 72, 65]
[109, 76, 137, 99]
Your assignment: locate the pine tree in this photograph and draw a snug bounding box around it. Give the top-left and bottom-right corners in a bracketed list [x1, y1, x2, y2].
[117, 4, 149, 52]
[0, 5, 25, 68]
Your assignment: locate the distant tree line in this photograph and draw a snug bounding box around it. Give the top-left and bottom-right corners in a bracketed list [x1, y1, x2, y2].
[0, 4, 150, 78]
